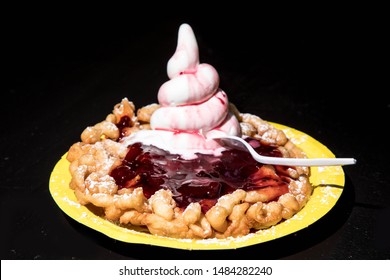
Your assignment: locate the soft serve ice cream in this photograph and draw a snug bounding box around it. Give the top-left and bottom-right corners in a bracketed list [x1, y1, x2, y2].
[122, 23, 241, 159]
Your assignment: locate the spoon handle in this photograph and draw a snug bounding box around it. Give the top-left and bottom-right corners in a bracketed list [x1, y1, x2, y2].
[258, 157, 357, 166]
[212, 135, 357, 167]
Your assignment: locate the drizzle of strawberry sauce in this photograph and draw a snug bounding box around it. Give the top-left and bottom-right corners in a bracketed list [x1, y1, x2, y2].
[110, 137, 292, 213]
[116, 116, 131, 139]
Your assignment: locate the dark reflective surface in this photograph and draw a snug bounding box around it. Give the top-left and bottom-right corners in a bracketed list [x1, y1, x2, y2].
[2, 16, 389, 259]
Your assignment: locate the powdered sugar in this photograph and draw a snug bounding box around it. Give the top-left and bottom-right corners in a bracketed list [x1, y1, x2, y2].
[62, 197, 81, 208]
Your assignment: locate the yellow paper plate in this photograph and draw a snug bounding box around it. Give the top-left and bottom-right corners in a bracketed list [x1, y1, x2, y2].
[49, 123, 345, 250]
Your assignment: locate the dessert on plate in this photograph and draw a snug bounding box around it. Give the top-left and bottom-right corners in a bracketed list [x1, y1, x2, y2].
[66, 23, 312, 239]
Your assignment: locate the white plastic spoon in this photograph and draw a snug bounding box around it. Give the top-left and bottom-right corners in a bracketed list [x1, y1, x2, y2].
[211, 135, 357, 166]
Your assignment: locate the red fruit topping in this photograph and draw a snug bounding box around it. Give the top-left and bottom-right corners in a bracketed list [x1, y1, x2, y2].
[110, 138, 292, 212]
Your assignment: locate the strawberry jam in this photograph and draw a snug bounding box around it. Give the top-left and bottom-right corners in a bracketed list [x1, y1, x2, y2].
[110, 138, 292, 213]
[116, 116, 132, 139]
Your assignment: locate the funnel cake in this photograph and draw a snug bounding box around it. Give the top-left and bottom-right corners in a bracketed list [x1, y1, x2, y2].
[66, 24, 312, 239]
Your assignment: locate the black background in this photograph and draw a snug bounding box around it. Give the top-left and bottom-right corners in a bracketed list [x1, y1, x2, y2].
[1, 10, 389, 259]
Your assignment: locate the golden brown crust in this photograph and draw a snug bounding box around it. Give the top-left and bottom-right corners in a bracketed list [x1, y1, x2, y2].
[66, 98, 313, 239]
